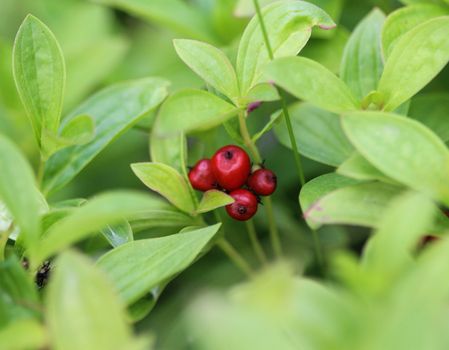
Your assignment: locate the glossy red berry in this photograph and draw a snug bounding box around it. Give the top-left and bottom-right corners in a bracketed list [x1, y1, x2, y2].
[226, 189, 258, 221]
[211, 145, 251, 191]
[247, 168, 277, 196]
[188, 159, 217, 191]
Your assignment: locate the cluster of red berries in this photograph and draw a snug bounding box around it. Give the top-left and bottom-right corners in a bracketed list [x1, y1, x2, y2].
[188, 145, 277, 221]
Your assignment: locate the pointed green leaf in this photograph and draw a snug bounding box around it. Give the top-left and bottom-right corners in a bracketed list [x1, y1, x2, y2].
[97, 224, 221, 304]
[340, 9, 385, 100]
[154, 89, 240, 136]
[337, 152, 395, 184]
[299, 173, 360, 213]
[302, 181, 402, 229]
[174, 39, 239, 102]
[0, 135, 40, 255]
[409, 93, 449, 142]
[150, 132, 186, 174]
[47, 251, 132, 350]
[363, 191, 436, 276]
[267, 57, 359, 113]
[378, 17, 449, 112]
[342, 111, 449, 206]
[196, 190, 234, 214]
[244, 83, 280, 104]
[12, 15, 65, 145]
[131, 162, 195, 214]
[0, 320, 47, 350]
[236, 0, 335, 95]
[42, 78, 169, 194]
[382, 4, 449, 59]
[41, 114, 95, 160]
[101, 220, 133, 248]
[37, 191, 165, 262]
[273, 103, 354, 166]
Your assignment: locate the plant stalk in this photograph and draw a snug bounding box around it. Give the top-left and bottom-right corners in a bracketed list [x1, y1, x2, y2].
[252, 0, 322, 260]
[245, 220, 267, 264]
[217, 239, 254, 277]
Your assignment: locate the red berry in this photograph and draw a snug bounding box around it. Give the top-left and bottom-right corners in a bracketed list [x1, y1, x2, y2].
[247, 168, 277, 196]
[188, 159, 217, 191]
[226, 189, 258, 221]
[211, 145, 251, 191]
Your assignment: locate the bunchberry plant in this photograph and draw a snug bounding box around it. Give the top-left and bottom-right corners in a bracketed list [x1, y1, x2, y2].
[1, 0, 449, 349]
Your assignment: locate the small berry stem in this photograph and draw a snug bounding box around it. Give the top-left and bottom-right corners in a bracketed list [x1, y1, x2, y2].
[217, 240, 254, 277]
[213, 210, 255, 276]
[238, 111, 283, 258]
[245, 220, 268, 264]
[238, 111, 262, 163]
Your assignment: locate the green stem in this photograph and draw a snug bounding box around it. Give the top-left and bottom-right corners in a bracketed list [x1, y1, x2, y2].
[217, 239, 254, 277]
[252, 0, 305, 186]
[253, 0, 323, 262]
[263, 196, 282, 258]
[238, 111, 282, 258]
[238, 111, 262, 163]
[280, 93, 305, 186]
[245, 220, 267, 264]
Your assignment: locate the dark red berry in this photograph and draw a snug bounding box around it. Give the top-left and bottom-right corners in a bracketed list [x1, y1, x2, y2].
[188, 159, 217, 191]
[226, 189, 258, 221]
[247, 168, 277, 196]
[211, 145, 251, 191]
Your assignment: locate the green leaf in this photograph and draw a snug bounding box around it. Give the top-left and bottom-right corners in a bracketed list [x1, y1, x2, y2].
[130, 204, 197, 233]
[362, 191, 436, 277]
[12, 15, 65, 146]
[95, 0, 217, 43]
[46, 251, 132, 350]
[340, 9, 385, 100]
[378, 17, 449, 112]
[409, 93, 449, 142]
[266, 57, 359, 113]
[342, 111, 449, 206]
[101, 220, 133, 248]
[42, 78, 169, 194]
[0, 256, 40, 325]
[299, 173, 360, 212]
[302, 181, 402, 229]
[150, 132, 186, 174]
[244, 83, 280, 104]
[0, 319, 47, 350]
[252, 111, 282, 143]
[41, 114, 95, 160]
[154, 89, 240, 136]
[196, 190, 234, 214]
[131, 162, 196, 214]
[0, 135, 40, 256]
[337, 152, 395, 184]
[236, 0, 335, 95]
[273, 103, 354, 166]
[97, 224, 221, 304]
[382, 4, 449, 59]
[37, 191, 166, 262]
[174, 39, 239, 102]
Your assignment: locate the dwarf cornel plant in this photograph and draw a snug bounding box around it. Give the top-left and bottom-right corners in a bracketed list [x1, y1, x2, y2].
[1, 0, 449, 349]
